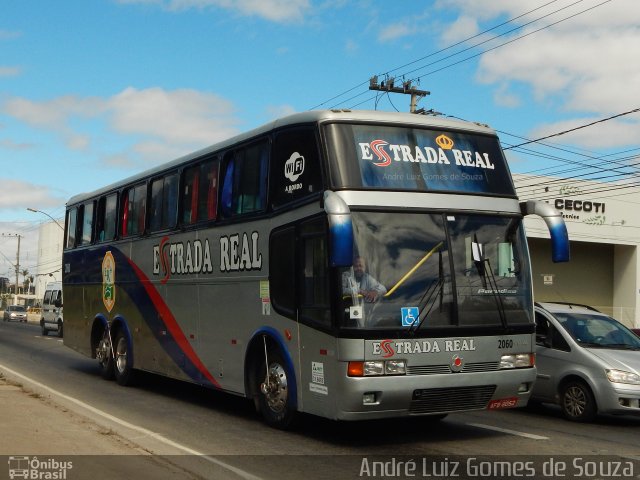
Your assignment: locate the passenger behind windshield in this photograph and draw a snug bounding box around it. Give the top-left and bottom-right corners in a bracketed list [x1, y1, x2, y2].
[342, 256, 387, 303]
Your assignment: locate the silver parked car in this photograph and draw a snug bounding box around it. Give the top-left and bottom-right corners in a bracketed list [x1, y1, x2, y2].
[533, 302, 640, 422]
[3, 305, 28, 322]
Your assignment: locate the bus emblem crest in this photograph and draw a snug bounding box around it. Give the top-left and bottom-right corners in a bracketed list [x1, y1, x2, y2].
[102, 251, 116, 312]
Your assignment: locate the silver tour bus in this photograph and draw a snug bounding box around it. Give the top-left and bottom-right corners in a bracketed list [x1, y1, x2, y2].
[62, 110, 569, 428]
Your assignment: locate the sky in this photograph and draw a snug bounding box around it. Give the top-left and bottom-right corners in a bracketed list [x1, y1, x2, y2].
[1, 0, 639, 280]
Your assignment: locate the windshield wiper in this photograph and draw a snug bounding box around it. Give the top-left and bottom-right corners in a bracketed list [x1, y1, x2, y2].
[473, 235, 508, 329]
[409, 251, 445, 335]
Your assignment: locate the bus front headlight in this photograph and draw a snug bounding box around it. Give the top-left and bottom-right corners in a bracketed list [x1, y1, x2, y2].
[499, 353, 534, 369]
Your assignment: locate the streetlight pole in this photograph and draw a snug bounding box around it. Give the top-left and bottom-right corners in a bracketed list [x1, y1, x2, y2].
[26, 208, 64, 230]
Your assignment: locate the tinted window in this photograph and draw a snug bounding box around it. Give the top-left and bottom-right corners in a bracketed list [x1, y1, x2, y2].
[299, 217, 330, 328]
[183, 159, 218, 225]
[269, 226, 296, 318]
[96, 193, 118, 242]
[271, 127, 323, 208]
[221, 141, 269, 218]
[122, 183, 147, 237]
[65, 207, 78, 249]
[150, 173, 179, 232]
[79, 202, 94, 245]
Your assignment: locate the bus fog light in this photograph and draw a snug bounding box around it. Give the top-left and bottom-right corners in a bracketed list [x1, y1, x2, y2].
[363, 392, 378, 405]
[518, 382, 531, 393]
[385, 360, 406, 375]
[364, 361, 384, 376]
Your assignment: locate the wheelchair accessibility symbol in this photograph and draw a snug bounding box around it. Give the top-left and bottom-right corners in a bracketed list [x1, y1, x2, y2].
[401, 307, 419, 327]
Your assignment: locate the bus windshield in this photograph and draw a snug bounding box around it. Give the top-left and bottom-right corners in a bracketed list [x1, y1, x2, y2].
[325, 123, 515, 196]
[340, 211, 532, 331]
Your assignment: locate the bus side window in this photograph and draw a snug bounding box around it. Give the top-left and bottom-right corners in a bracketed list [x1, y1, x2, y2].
[65, 207, 78, 249]
[79, 201, 94, 245]
[121, 183, 147, 237]
[96, 193, 117, 242]
[183, 159, 218, 225]
[221, 141, 268, 218]
[150, 173, 178, 232]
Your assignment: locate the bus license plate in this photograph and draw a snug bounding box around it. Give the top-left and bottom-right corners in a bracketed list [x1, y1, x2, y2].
[487, 397, 518, 409]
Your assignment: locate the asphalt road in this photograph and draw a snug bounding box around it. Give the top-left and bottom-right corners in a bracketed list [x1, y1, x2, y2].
[1, 319, 639, 479]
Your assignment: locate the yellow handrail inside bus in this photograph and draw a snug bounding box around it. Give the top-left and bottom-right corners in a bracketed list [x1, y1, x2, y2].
[383, 241, 444, 297]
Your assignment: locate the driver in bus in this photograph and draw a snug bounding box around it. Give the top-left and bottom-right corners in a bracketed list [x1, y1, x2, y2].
[342, 256, 387, 303]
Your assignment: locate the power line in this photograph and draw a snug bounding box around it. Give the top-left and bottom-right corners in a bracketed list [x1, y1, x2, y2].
[503, 107, 640, 150]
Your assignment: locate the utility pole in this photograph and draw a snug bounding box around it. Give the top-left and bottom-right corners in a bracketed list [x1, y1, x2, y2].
[369, 76, 430, 113]
[2, 233, 22, 302]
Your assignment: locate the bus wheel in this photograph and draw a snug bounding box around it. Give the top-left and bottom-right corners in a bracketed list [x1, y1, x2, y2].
[561, 380, 597, 422]
[40, 320, 48, 336]
[256, 349, 295, 429]
[96, 329, 114, 380]
[114, 331, 135, 387]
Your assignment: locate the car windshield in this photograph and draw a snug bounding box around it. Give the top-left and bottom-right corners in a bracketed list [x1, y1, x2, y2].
[556, 313, 640, 349]
[339, 211, 532, 331]
[9, 306, 26, 312]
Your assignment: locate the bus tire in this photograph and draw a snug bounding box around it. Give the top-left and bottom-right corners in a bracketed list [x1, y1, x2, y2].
[96, 329, 114, 380]
[113, 331, 135, 387]
[255, 348, 296, 429]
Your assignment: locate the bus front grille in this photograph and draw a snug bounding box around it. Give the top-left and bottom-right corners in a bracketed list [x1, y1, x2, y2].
[409, 385, 497, 414]
[406, 361, 499, 375]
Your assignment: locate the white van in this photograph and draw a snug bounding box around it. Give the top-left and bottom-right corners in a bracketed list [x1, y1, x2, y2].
[41, 282, 63, 337]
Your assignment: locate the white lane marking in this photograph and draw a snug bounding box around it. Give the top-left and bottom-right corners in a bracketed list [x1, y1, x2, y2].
[468, 423, 549, 440]
[0, 363, 263, 480]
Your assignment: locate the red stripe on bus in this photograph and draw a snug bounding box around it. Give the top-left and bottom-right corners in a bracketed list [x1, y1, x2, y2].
[126, 258, 220, 388]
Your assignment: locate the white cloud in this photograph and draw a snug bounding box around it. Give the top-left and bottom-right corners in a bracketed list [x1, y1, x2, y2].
[109, 87, 239, 146]
[264, 104, 296, 120]
[441, 0, 640, 147]
[0, 66, 21, 77]
[117, 0, 310, 23]
[0, 179, 65, 210]
[2, 87, 241, 165]
[378, 23, 414, 43]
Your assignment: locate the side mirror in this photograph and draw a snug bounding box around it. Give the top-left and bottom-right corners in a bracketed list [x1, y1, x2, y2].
[324, 191, 353, 267]
[520, 200, 570, 263]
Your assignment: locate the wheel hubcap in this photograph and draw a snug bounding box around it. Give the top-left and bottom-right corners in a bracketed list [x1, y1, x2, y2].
[115, 337, 128, 374]
[96, 337, 110, 365]
[564, 386, 586, 417]
[261, 363, 288, 413]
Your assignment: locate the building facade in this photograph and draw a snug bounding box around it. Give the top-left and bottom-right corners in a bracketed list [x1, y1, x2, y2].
[517, 174, 639, 328]
[34, 221, 64, 300]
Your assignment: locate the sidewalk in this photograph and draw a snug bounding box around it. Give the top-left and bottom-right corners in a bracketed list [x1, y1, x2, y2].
[0, 373, 213, 479]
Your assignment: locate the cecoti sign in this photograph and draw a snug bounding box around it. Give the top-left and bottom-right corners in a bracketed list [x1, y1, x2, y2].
[554, 198, 605, 213]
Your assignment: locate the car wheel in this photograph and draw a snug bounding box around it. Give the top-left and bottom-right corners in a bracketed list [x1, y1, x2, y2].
[561, 380, 597, 422]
